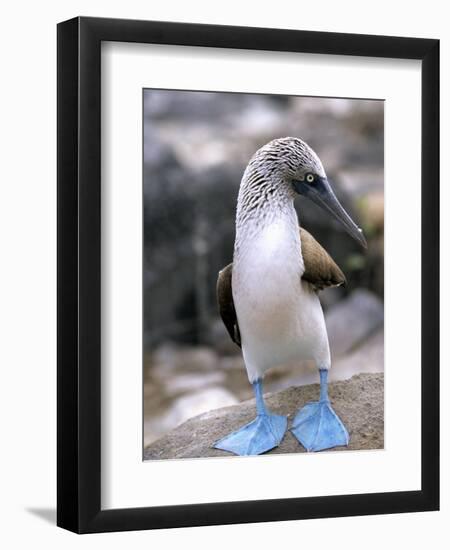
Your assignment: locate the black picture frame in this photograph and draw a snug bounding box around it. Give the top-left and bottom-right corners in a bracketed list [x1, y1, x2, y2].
[57, 16, 439, 533]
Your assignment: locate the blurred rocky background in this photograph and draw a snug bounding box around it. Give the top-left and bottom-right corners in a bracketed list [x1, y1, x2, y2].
[143, 90, 384, 450]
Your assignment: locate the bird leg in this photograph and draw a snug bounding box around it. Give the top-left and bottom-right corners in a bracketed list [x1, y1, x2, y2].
[213, 379, 287, 456]
[291, 369, 349, 452]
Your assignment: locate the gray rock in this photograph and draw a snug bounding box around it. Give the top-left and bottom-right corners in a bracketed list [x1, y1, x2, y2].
[149, 346, 220, 382]
[144, 373, 383, 460]
[332, 328, 384, 381]
[165, 372, 227, 397]
[157, 386, 238, 433]
[325, 290, 384, 357]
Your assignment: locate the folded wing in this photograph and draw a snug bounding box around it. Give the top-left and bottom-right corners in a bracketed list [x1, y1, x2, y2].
[216, 264, 241, 348]
[300, 228, 346, 291]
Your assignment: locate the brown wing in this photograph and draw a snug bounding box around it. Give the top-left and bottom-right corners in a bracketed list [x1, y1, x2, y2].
[216, 264, 241, 348]
[300, 228, 346, 291]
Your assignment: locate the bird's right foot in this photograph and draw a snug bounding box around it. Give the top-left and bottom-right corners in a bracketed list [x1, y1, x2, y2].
[291, 400, 349, 452]
[213, 413, 287, 456]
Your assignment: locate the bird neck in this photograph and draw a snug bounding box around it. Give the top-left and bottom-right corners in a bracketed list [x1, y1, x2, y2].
[236, 166, 295, 226]
[234, 169, 301, 263]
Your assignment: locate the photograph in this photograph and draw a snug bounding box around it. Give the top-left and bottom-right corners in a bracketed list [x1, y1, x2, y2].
[142, 89, 385, 460]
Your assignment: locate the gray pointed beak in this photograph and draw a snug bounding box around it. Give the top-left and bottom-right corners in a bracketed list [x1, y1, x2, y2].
[293, 176, 367, 248]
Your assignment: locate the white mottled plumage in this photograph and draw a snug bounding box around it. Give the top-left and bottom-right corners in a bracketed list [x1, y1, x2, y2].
[232, 137, 331, 383]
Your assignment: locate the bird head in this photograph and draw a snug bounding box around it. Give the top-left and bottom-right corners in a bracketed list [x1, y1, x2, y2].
[269, 137, 367, 248]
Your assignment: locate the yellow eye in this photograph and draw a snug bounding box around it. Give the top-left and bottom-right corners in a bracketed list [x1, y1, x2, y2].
[306, 173, 315, 183]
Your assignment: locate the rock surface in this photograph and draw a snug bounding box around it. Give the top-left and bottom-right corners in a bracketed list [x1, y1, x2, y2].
[144, 373, 383, 460]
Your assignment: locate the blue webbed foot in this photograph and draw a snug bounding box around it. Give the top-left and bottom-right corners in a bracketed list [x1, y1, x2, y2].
[214, 413, 287, 456]
[291, 400, 349, 452]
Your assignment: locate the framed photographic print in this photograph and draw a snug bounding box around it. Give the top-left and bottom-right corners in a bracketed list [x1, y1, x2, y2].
[57, 16, 439, 533]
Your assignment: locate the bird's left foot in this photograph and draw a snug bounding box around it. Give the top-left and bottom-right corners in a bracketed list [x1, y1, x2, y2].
[213, 413, 287, 456]
[291, 400, 349, 452]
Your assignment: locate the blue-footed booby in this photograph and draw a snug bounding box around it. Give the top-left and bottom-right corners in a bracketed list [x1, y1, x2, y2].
[214, 137, 367, 456]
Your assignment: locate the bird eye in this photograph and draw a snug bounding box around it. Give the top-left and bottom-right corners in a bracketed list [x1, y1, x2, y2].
[306, 173, 315, 183]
